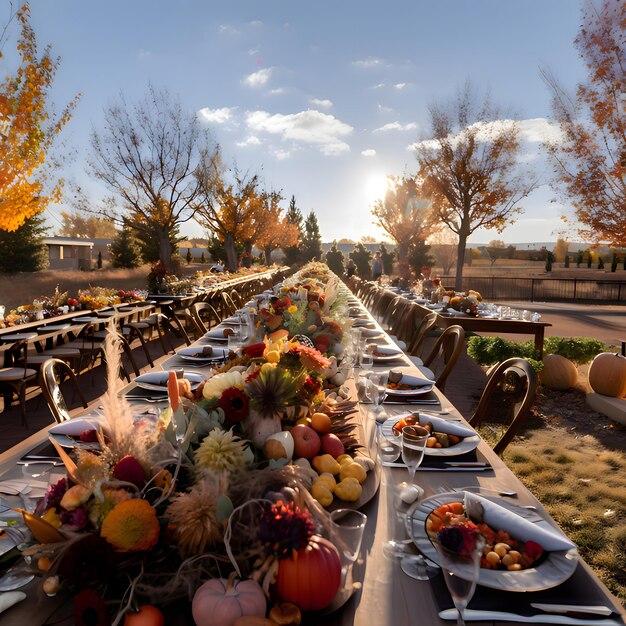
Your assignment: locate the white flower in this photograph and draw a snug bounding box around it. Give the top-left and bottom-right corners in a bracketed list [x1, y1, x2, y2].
[202, 371, 244, 400]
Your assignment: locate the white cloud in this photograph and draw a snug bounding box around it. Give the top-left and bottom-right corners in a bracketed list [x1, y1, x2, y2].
[219, 24, 239, 35]
[138, 48, 151, 59]
[378, 103, 393, 113]
[353, 57, 387, 69]
[406, 117, 564, 151]
[269, 88, 286, 96]
[274, 149, 291, 160]
[373, 121, 417, 133]
[373, 83, 386, 89]
[250, 20, 263, 27]
[248, 47, 259, 56]
[197, 106, 237, 124]
[310, 98, 333, 109]
[246, 109, 353, 156]
[236, 135, 261, 147]
[394, 82, 410, 90]
[243, 67, 273, 88]
[361, 149, 376, 157]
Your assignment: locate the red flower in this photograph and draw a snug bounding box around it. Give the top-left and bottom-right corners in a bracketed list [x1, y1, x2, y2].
[524, 540, 544, 560]
[218, 387, 250, 424]
[244, 343, 266, 358]
[74, 588, 110, 626]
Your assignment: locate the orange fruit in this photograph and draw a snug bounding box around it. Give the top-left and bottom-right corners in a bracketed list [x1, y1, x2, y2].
[296, 417, 312, 427]
[310, 412, 332, 434]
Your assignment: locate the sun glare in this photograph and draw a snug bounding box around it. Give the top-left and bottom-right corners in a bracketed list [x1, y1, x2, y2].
[364, 173, 390, 205]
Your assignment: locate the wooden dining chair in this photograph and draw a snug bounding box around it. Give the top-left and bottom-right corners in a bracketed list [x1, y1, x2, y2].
[40, 358, 88, 423]
[0, 340, 39, 427]
[407, 311, 438, 357]
[469, 358, 538, 456]
[422, 325, 465, 393]
[187, 302, 221, 337]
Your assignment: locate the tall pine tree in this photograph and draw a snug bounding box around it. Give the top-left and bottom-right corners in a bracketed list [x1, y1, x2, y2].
[283, 195, 303, 266]
[301, 211, 323, 262]
[0, 215, 48, 273]
[109, 227, 141, 268]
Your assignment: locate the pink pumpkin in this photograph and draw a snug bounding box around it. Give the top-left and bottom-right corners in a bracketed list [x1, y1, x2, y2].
[192, 573, 266, 626]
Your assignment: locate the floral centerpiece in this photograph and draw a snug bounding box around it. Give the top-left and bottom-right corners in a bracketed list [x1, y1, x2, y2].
[445, 290, 483, 316]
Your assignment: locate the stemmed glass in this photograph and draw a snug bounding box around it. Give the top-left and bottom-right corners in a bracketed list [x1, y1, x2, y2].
[433, 535, 486, 626]
[401, 425, 429, 485]
[367, 371, 388, 416]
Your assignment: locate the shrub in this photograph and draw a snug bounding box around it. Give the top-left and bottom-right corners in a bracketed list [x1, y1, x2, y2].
[467, 336, 542, 371]
[543, 336, 605, 364]
[325, 241, 345, 275]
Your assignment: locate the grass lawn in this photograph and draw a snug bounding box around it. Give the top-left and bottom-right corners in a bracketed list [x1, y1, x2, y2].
[501, 386, 626, 604]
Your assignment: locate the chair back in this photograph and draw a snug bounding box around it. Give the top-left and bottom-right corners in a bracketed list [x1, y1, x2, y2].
[469, 358, 537, 455]
[422, 325, 465, 393]
[407, 311, 438, 356]
[188, 302, 221, 336]
[40, 358, 88, 423]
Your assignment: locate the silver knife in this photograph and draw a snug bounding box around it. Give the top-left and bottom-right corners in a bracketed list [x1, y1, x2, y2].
[530, 604, 614, 616]
[439, 608, 622, 624]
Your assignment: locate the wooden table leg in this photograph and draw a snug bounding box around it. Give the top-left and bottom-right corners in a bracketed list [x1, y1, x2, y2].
[535, 327, 545, 358]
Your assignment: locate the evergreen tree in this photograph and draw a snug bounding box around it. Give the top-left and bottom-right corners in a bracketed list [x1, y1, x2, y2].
[349, 243, 372, 278]
[110, 228, 141, 269]
[283, 196, 303, 266]
[407, 241, 433, 276]
[135, 225, 180, 264]
[97, 251, 103, 269]
[186, 248, 192, 264]
[325, 241, 345, 275]
[378, 242, 395, 275]
[0, 215, 48, 273]
[545, 250, 555, 272]
[200, 251, 206, 264]
[576, 250, 583, 268]
[301, 211, 323, 262]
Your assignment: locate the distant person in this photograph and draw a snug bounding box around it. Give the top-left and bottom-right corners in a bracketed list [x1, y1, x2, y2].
[346, 258, 356, 278]
[210, 260, 224, 273]
[371, 252, 383, 280]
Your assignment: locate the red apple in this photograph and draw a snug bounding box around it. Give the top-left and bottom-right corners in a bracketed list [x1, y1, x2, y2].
[320, 433, 345, 458]
[290, 424, 321, 459]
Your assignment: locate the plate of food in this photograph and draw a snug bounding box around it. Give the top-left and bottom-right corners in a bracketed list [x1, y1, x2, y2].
[203, 328, 234, 342]
[49, 417, 103, 450]
[177, 346, 229, 363]
[408, 490, 578, 591]
[135, 371, 205, 392]
[359, 327, 384, 339]
[381, 413, 479, 456]
[386, 371, 435, 396]
[370, 345, 404, 362]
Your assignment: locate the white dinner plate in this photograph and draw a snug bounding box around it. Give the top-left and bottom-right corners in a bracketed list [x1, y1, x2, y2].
[135, 371, 205, 392]
[352, 319, 375, 328]
[381, 414, 479, 456]
[359, 328, 383, 338]
[371, 346, 404, 362]
[408, 491, 578, 592]
[221, 316, 243, 325]
[386, 372, 435, 396]
[177, 346, 229, 362]
[203, 329, 231, 342]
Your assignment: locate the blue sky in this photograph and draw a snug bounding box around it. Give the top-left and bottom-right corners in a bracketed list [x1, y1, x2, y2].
[7, 0, 586, 242]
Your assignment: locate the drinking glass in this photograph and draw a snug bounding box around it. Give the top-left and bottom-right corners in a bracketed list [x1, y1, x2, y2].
[329, 509, 367, 588]
[227, 330, 241, 351]
[433, 536, 486, 626]
[356, 373, 373, 404]
[368, 371, 388, 415]
[401, 425, 429, 485]
[359, 351, 374, 371]
[376, 431, 401, 464]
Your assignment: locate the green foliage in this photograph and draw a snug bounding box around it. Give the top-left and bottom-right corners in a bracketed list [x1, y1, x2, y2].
[543, 336, 605, 364]
[97, 251, 103, 269]
[283, 195, 303, 266]
[207, 235, 242, 263]
[349, 243, 372, 278]
[379, 242, 395, 275]
[300, 211, 323, 262]
[0, 215, 48, 273]
[109, 228, 141, 269]
[325, 241, 345, 275]
[407, 241, 433, 275]
[200, 251, 206, 264]
[134, 226, 180, 263]
[545, 250, 555, 272]
[186, 248, 192, 264]
[467, 336, 542, 371]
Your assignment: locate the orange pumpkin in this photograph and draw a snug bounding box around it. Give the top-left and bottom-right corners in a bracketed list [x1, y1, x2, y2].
[588, 352, 626, 397]
[276, 535, 341, 612]
[540, 354, 578, 390]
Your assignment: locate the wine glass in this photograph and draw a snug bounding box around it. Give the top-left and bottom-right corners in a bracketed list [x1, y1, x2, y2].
[367, 371, 388, 416]
[401, 425, 429, 485]
[433, 535, 486, 626]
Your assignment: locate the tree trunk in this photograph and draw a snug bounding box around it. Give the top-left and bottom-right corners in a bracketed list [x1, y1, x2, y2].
[264, 246, 273, 265]
[224, 233, 238, 272]
[455, 231, 468, 291]
[158, 230, 173, 273]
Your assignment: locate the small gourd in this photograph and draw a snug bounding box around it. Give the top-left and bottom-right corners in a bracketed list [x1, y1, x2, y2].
[588, 352, 626, 397]
[192, 573, 266, 626]
[334, 477, 362, 502]
[338, 461, 367, 484]
[311, 454, 340, 475]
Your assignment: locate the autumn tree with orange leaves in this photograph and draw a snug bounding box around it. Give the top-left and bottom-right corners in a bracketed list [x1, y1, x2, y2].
[251, 191, 299, 264]
[415, 84, 536, 290]
[371, 175, 436, 278]
[544, 0, 626, 246]
[195, 161, 262, 271]
[0, 3, 78, 232]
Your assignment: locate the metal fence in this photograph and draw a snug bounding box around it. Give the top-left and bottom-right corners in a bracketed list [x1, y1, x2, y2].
[440, 276, 626, 303]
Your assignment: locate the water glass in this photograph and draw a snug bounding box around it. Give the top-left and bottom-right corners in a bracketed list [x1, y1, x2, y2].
[357, 373, 373, 403]
[433, 536, 486, 626]
[227, 330, 242, 351]
[401, 425, 429, 484]
[368, 371, 389, 414]
[329, 509, 367, 566]
[377, 431, 401, 463]
[359, 350, 374, 370]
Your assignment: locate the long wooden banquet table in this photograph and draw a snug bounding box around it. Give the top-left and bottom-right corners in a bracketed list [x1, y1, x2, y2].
[0, 285, 623, 625]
